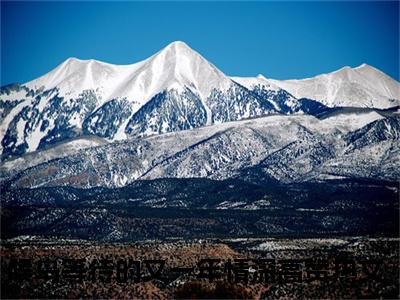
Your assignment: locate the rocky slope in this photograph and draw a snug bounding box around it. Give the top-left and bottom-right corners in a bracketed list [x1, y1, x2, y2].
[2, 113, 398, 189]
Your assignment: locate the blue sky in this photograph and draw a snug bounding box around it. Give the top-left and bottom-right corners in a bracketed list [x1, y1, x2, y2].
[1, 1, 399, 85]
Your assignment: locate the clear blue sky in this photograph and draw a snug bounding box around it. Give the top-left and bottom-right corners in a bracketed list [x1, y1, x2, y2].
[1, 1, 399, 86]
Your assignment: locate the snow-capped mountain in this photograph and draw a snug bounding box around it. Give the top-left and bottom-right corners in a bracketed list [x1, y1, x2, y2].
[1, 41, 301, 160]
[24, 41, 232, 126]
[2, 41, 399, 243]
[3, 112, 398, 189]
[1, 41, 399, 167]
[266, 64, 400, 108]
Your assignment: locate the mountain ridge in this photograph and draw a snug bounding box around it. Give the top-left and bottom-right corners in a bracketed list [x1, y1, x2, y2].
[3, 113, 398, 190]
[1, 41, 399, 161]
[264, 63, 399, 108]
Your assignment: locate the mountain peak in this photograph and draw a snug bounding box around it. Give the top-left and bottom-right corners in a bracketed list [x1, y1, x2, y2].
[354, 63, 381, 73]
[64, 57, 81, 63]
[356, 63, 369, 69]
[334, 63, 378, 75]
[157, 41, 199, 61]
[267, 63, 400, 109]
[165, 40, 192, 50]
[140, 40, 229, 99]
[256, 74, 267, 81]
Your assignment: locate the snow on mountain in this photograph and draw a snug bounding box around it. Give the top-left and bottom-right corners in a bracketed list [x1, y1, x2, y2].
[266, 64, 400, 109]
[320, 110, 384, 133]
[0, 136, 108, 179]
[231, 74, 301, 113]
[231, 74, 282, 92]
[1, 42, 399, 163]
[5, 113, 399, 189]
[3, 114, 313, 188]
[321, 116, 400, 181]
[24, 41, 230, 127]
[26, 42, 223, 101]
[0, 41, 280, 160]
